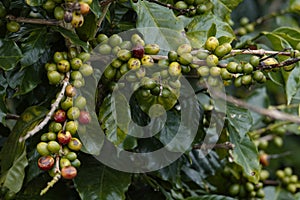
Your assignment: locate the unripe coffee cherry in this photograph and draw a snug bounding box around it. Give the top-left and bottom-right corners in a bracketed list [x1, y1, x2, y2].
[205, 36, 219, 51]
[177, 44, 192, 55]
[141, 55, 154, 67]
[57, 60, 70, 73]
[66, 152, 77, 161]
[60, 157, 71, 168]
[53, 109, 67, 123]
[67, 107, 80, 120]
[47, 71, 62, 85]
[128, 58, 141, 70]
[197, 66, 210, 77]
[206, 54, 219, 66]
[168, 62, 181, 76]
[178, 53, 193, 65]
[71, 12, 84, 28]
[61, 166, 77, 179]
[144, 44, 160, 55]
[38, 155, 55, 171]
[53, 52, 64, 63]
[37, 142, 51, 156]
[168, 51, 178, 62]
[79, 63, 94, 76]
[47, 141, 60, 153]
[229, 183, 240, 196]
[250, 56, 260, 67]
[226, 62, 238, 73]
[68, 138, 82, 151]
[109, 34, 123, 47]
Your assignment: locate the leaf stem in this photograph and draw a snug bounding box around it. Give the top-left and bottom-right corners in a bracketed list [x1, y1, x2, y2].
[249, 121, 291, 137]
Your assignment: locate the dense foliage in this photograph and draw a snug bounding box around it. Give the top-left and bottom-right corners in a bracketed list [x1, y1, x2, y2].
[0, 0, 300, 199]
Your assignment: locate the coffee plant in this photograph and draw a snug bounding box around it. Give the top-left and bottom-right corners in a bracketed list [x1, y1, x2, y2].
[0, 0, 300, 199]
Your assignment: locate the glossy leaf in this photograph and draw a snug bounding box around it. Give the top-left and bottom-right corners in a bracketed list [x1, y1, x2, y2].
[3, 149, 28, 193]
[76, 13, 98, 41]
[246, 87, 270, 127]
[74, 155, 131, 200]
[90, 0, 102, 17]
[98, 94, 128, 145]
[273, 27, 300, 48]
[286, 63, 300, 104]
[0, 106, 48, 193]
[186, 13, 235, 48]
[264, 186, 295, 200]
[226, 103, 253, 138]
[0, 73, 8, 125]
[132, 0, 186, 51]
[0, 39, 23, 71]
[20, 28, 48, 68]
[228, 124, 260, 183]
[52, 27, 89, 52]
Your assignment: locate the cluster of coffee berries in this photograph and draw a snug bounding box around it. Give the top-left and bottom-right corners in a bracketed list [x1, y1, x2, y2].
[236, 17, 255, 36]
[223, 166, 265, 199]
[96, 33, 183, 113]
[174, 0, 213, 17]
[276, 167, 300, 193]
[196, 36, 233, 87]
[46, 48, 93, 87]
[37, 49, 93, 180]
[43, 0, 91, 28]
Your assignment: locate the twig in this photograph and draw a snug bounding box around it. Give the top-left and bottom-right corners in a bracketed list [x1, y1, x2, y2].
[257, 57, 300, 70]
[6, 15, 62, 26]
[213, 92, 300, 124]
[19, 73, 70, 142]
[95, 2, 112, 37]
[146, 0, 194, 14]
[40, 173, 61, 196]
[249, 121, 291, 137]
[5, 113, 20, 120]
[193, 142, 235, 150]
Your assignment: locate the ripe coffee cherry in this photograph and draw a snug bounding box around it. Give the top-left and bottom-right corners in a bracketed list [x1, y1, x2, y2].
[38, 156, 55, 171]
[61, 166, 77, 179]
[259, 153, 269, 166]
[57, 130, 72, 145]
[80, 2, 90, 15]
[53, 109, 67, 123]
[79, 110, 91, 124]
[64, 11, 73, 23]
[68, 138, 82, 151]
[132, 44, 145, 59]
[47, 141, 61, 153]
[168, 62, 181, 76]
[205, 36, 219, 51]
[37, 142, 51, 156]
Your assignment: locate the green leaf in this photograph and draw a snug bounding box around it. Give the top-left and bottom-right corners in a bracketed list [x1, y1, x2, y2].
[185, 194, 235, 200]
[286, 63, 300, 104]
[0, 106, 48, 193]
[226, 103, 253, 138]
[76, 13, 98, 41]
[264, 186, 295, 200]
[273, 27, 300, 48]
[3, 149, 28, 193]
[98, 94, 128, 145]
[246, 87, 270, 127]
[74, 155, 131, 200]
[132, 0, 187, 51]
[90, 0, 102, 17]
[0, 39, 23, 71]
[52, 27, 89, 52]
[25, 0, 44, 6]
[264, 32, 292, 51]
[186, 13, 235, 48]
[20, 28, 48, 68]
[0, 73, 8, 125]
[228, 124, 260, 183]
